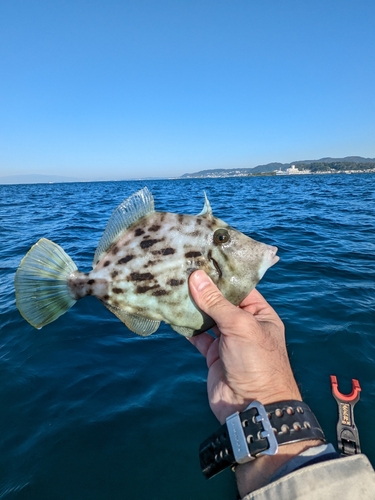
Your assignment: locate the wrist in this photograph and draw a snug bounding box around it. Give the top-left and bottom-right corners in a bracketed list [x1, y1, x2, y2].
[199, 400, 326, 483]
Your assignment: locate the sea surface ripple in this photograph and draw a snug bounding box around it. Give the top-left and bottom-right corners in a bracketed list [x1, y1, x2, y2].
[0, 175, 374, 499]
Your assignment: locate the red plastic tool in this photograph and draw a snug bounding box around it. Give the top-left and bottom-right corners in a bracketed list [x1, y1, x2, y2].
[330, 375, 361, 455]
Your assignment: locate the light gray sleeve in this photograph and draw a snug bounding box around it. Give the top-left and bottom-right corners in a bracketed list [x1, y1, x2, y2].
[241, 454, 375, 500]
[267, 443, 338, 482]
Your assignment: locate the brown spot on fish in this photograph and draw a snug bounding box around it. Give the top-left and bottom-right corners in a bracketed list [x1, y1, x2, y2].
[143, 234, 151, 239]
[113, 287, 123, 294]
[185, 251, 202, 258]
[111, 270, 119, 278]
[103, 260, 110, 267]
[111, 245, 119, 255]
[88, 279, 95, 285]
[178, 215, 184, 224]
[168, 299, 178, 306]
[130, 272, 154, 281]
[152, 289, 169, 296]
[189, 230, 200, 238]
[103, 294, 109, 301]
[161, 247, 175, 255]
[137, 284, 160, 294]
[140, 238, 162, 249]
[197, 218, 202, 225]
[87, 289, 93, 295]
[135, 228, 145, 236]
[118, 255, 134, 265]
[149, 224, 161, 232]
[168, 279, 184, 286]
[145, 259, 161, 268]
[151, 247, 175, 256]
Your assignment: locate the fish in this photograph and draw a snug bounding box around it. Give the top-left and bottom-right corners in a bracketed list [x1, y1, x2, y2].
[14, 187, 279, 337]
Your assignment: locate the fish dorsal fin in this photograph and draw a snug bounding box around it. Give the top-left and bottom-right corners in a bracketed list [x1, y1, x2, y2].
[93, 187, 154, 266]
[197, 191, 213, 219]
[105, 303, 160, 336]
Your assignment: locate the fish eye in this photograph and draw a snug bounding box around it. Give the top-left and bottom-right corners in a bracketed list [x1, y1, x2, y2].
[213, 229, 230, 245]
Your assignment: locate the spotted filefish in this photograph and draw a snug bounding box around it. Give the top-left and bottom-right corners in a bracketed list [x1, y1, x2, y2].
[14, 187, 279, 337]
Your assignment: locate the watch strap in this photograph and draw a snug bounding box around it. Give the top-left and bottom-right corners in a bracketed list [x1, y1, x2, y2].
[199, 400, 326, 479]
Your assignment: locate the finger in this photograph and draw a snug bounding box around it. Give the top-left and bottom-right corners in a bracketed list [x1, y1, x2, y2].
[187, 331, 215, 358]
[188, 270, 238, 329]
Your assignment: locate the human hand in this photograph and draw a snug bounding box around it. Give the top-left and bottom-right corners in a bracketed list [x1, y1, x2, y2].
[189, 271, 321, 496]
[188, 270, 301, 424]
[188, 271, 321, 495]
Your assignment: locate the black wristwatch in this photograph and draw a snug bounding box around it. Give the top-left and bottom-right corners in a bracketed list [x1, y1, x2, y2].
[199, 400, 326, 479]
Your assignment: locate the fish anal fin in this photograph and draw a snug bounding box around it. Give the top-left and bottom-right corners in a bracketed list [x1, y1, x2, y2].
[124, 314, 160, 337]
[93, 187, 154, 267]
[105, 303, 160, 336]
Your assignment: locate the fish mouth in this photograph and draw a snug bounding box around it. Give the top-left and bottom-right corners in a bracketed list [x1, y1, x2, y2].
[258, 245, 279, 280]
[269, 246, 279, 268]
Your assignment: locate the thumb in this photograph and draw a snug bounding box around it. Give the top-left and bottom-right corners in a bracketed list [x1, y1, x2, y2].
[189, 270, 237, 328]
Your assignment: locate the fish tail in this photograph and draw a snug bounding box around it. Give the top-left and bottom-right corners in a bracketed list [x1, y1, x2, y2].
[14, 238, 78, 329]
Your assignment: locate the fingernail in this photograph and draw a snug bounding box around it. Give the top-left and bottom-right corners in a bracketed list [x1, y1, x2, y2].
[191, 270, 212, 291]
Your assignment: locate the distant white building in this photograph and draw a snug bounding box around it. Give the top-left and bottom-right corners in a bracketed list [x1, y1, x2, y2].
[276, 164, 311, 175]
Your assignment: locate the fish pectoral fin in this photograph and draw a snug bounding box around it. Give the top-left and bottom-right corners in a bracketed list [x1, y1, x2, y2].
[93, 187, 155, 266]
[170, 324, 196, 338]
[105, 304, 160, 336]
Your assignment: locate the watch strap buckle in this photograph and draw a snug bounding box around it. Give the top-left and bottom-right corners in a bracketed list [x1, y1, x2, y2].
[226, 400, 278, 464]
[249, 400, 279, 457]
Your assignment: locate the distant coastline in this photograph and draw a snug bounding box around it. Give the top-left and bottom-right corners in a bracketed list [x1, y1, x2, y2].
[181, 156, 375, 179]
[0, 174, 88, 185]
[0, 174, 169, 185]
[1, 156, 375, 185]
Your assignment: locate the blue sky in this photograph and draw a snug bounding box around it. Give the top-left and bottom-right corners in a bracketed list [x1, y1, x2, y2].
[1, 0, 374, 180]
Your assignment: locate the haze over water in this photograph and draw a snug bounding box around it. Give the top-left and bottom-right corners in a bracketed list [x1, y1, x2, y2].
[1, 174, 374, 499]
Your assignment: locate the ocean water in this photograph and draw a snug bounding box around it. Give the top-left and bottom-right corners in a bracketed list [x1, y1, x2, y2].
[1, 174, 374, 499]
